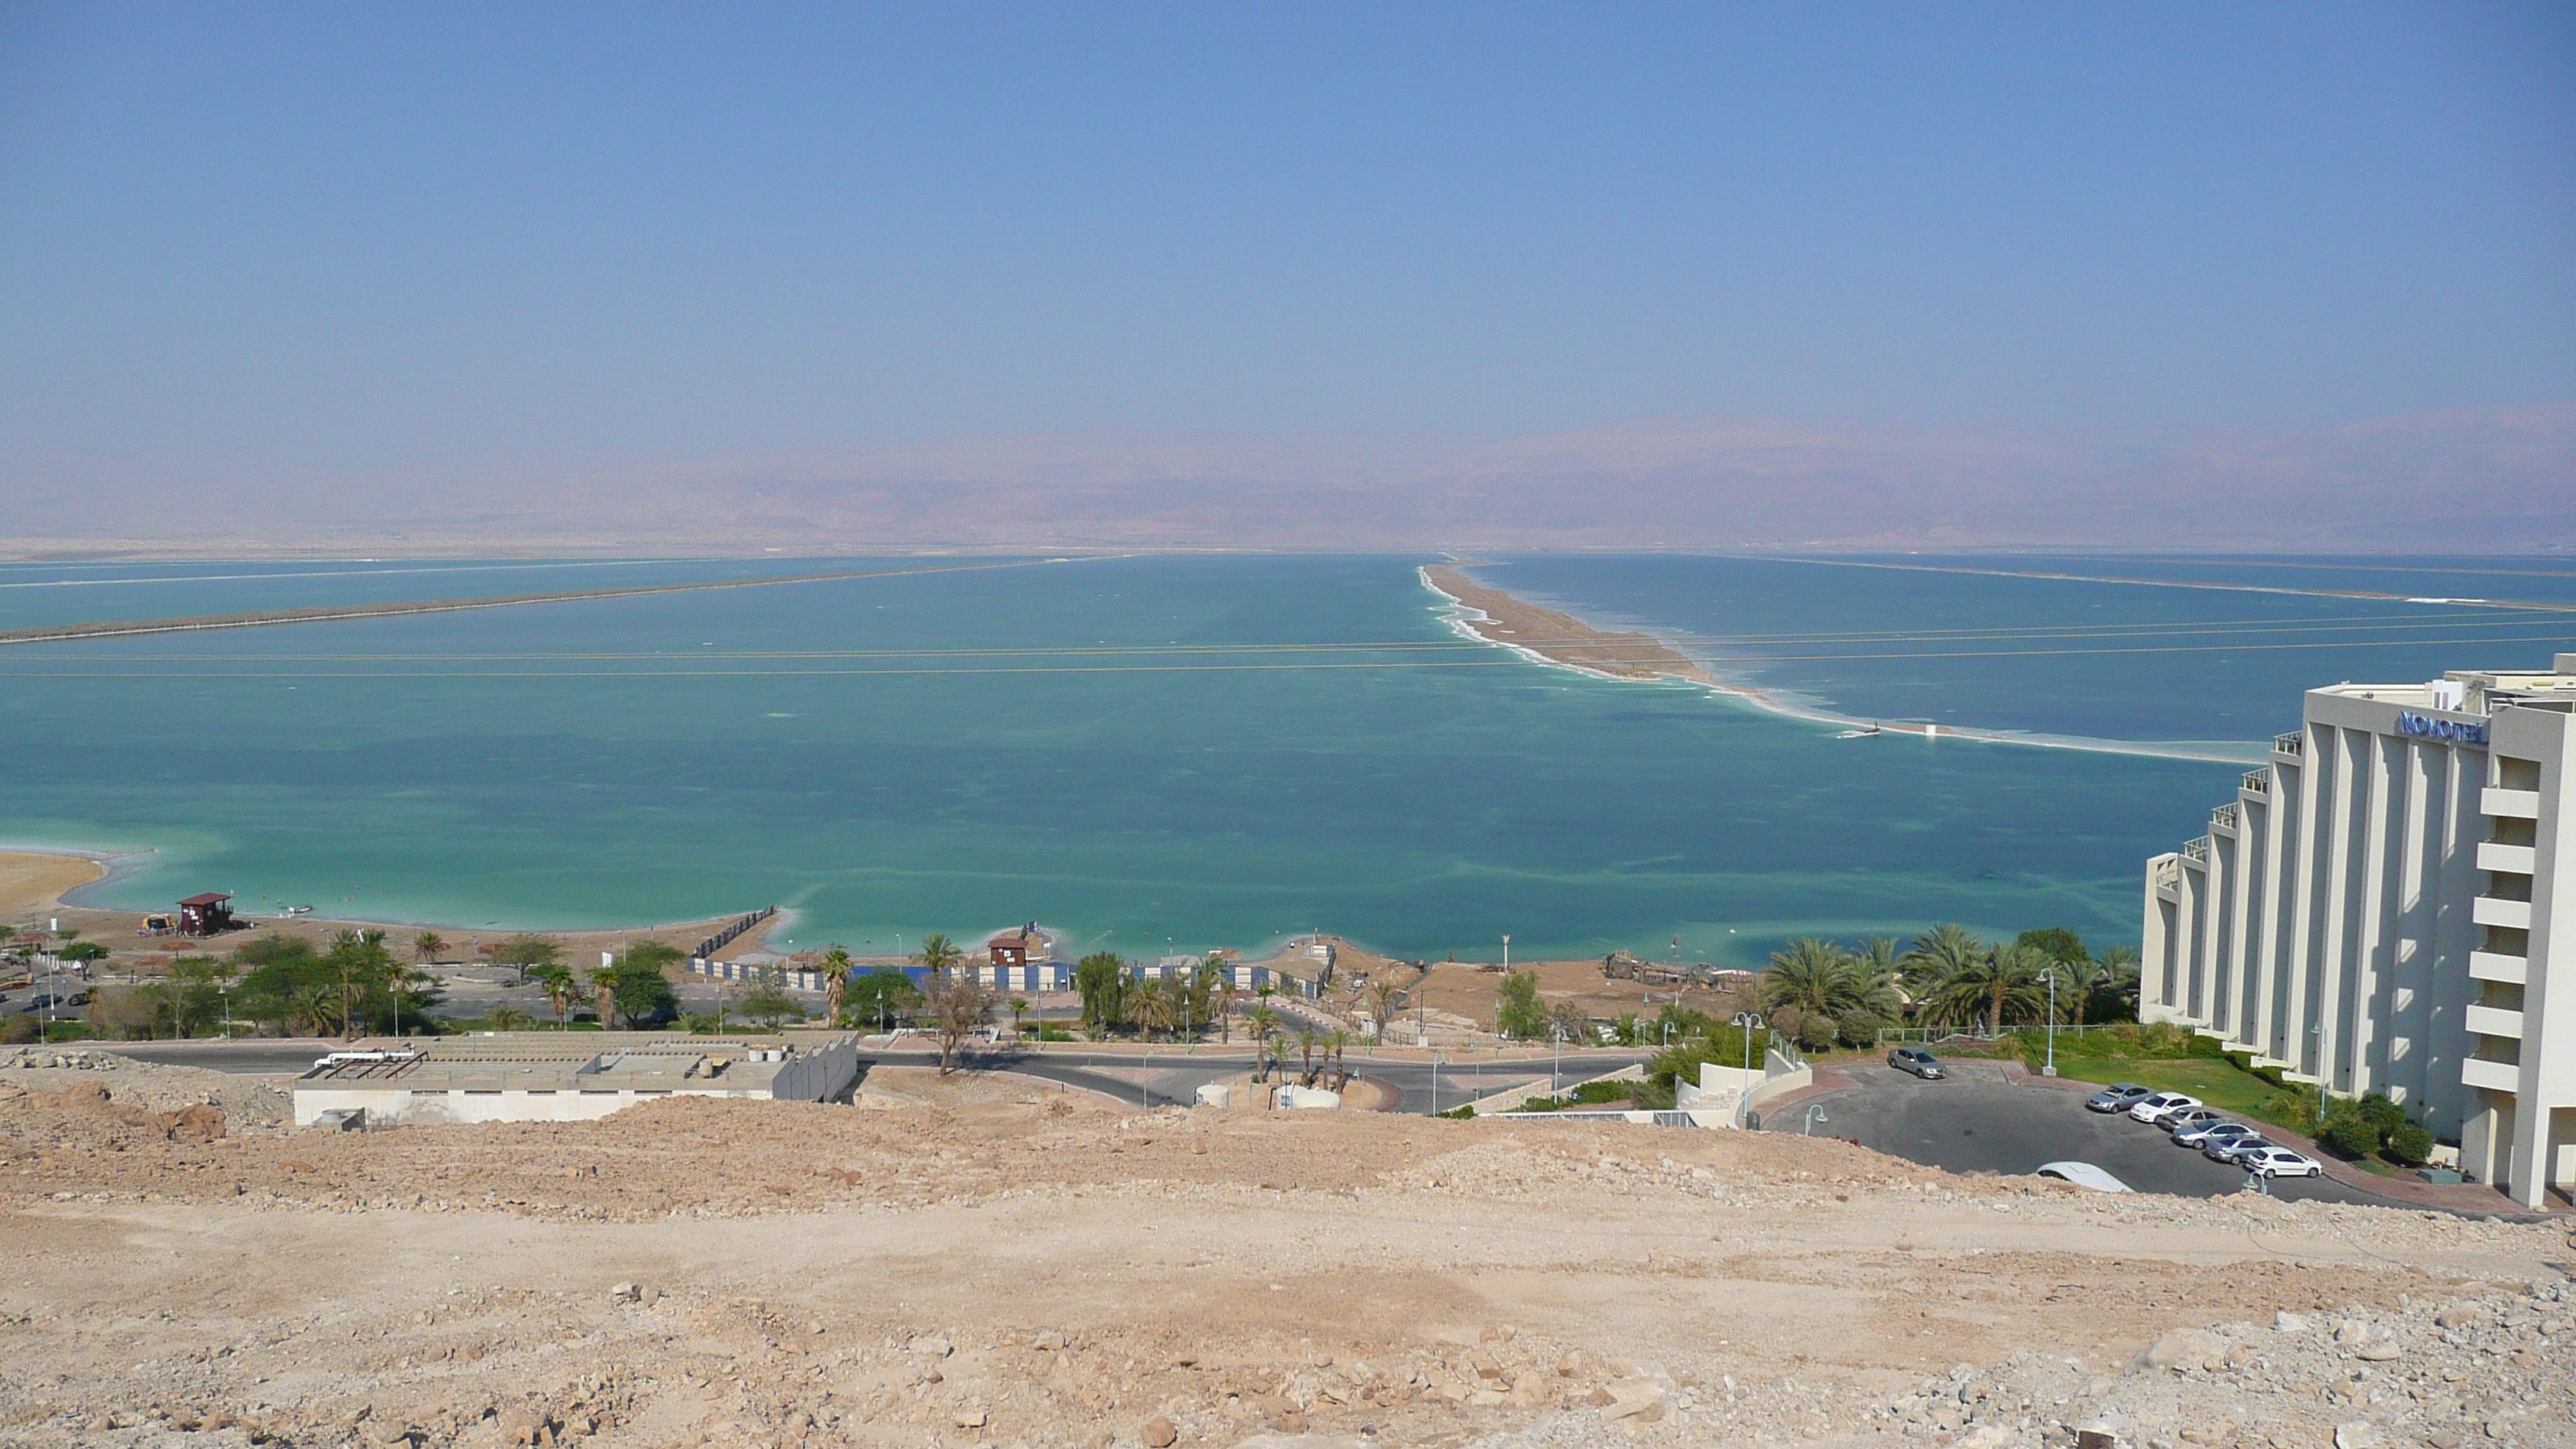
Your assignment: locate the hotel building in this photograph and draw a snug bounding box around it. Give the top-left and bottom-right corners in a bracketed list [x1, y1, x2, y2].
[2142, 654, 2576, 1209]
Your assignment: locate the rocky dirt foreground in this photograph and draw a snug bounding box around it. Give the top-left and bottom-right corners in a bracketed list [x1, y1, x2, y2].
[0, 1060, 2569, 1449]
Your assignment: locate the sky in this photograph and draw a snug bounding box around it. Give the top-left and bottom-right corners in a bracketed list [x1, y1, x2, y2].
[2, 3, 2572, 529]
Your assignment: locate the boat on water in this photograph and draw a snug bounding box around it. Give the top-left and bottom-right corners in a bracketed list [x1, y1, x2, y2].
[1834, 723, 1883, 739]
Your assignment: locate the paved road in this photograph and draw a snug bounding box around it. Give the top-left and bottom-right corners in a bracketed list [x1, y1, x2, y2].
[1797, 1058, 2385, 1204]
[98, 1040, 338, 1075]
[879, 1046, 1648, 1115]
[93, 1038, 1650, 1117]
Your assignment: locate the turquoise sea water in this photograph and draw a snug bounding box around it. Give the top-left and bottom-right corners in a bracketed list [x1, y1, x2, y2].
[4, 553, 2561, 965]
[1481, 553, 2576, 752]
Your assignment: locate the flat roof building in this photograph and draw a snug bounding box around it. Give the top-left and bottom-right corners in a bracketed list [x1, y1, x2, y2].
[291, 1032, 862, 1129]
[2142, 655, 2576, 1208]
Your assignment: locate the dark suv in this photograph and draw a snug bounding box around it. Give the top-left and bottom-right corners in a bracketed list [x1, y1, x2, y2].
[1887, 1046, 1944, 1079]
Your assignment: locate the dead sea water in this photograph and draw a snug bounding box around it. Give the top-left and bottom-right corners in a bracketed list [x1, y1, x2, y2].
[9, 553, 2537, 964]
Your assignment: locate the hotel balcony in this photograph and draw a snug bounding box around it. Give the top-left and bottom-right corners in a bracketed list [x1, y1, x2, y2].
[2465, 1003, 2525, 1040]
[2476, 841, 2537, 873]
[2211, 802, 2239, 834]
[2181, 837, 2210, 865]
[2152, 856, 2180, 894]
[2461, 1058, 2521, 1094]
[2473, 897, 2533, 930]
[2274, 732, 2304, 759]
[2240, 771, 2270, 796]
[2482, 788, 2540, 820]
[2469, 950, 2529, 985]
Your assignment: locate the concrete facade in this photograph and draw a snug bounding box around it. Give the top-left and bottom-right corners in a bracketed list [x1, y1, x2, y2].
[2143, 655, 2576, 1208]
[291, 1033, 863, 1129]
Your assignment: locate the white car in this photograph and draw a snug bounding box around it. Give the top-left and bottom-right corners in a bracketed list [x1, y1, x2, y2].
[2035, 1161, 2134, 1194]
[2129, 1091, 2201, 1124]
[2241, 1146, 2324, 1178]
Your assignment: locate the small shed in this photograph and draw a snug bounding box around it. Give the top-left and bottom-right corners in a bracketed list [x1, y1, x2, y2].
[176, 892, 235, 937]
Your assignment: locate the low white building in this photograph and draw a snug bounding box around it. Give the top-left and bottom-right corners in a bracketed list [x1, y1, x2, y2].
[292, 1032, 863, 1128]
[2143, 656, 2576, 1208]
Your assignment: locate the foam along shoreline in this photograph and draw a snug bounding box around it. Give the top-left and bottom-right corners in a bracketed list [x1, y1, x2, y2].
[1419, 564, 2266, 766]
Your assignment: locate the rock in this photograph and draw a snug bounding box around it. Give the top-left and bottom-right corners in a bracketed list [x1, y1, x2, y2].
[953, 1408, 988, 1428]
[2333, 1421, 2379, 1449]
[1960, 1427, 2016, 1449]
[2275, 1311, 2312, 1334]
[1144, 1416, 1179, 1448]
[1606, 1376, 1671, 1421]
[608, 1283, 640, 1304]
[1033, 1331, 1070, 1351]
[2334, 1320, 2370, 1346]
[1225, 1437, 1369, 1449]
[2354, 1340, 2402, 1362]
[2132, 1328, 2226, 1374]
[909, 1333, 955, 1358]
[2437, 1305, 2479, 1328]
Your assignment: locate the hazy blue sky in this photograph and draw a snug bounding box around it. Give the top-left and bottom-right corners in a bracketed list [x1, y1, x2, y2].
[3, 3, 2571, 495]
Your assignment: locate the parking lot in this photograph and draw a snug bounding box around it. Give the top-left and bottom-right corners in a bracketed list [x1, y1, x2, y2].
[1790, 1056, 2389, 1204]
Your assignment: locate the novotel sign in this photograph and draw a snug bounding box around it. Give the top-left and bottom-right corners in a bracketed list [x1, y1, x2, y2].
[2395, 711, 2488, 745]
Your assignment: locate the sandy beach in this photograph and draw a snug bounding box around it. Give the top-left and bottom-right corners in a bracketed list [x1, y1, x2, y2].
[0, 847, 776, 972]
[0, 850, 108, 921]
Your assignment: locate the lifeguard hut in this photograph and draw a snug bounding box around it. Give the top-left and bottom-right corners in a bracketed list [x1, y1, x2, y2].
[176, 892, 235, 937]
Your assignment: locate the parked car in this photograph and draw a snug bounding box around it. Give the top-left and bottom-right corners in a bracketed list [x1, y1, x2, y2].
[2035, 1161, 2133, 1193]
[1886, 1046, 1945, 1080]
[2207, 1133, 2276, 1165]
[2241, 1146, 2324, 1179]
[2129, 1091, 2201, 1124]
[2187, 1122, 2263, 1154]
[2084, 1083, 2154, 1113]
[2163, 1108, 2228, 1140]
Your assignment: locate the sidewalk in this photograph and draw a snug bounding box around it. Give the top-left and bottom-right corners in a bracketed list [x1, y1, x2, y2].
[1995, 1059, 2568, 1218]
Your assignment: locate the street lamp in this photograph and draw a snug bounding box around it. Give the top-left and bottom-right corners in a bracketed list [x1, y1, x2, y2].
[1502, 935, 1510, 971]
[1731, 1011, 1764, 1126]
[1431, 1051, 1443, 1115]
[2042, 969, 2058, 1077]
[1802, 1104, 1829, 1136]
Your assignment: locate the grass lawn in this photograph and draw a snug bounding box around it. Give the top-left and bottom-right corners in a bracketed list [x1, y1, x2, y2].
[2042, 1054, 2311, 1132]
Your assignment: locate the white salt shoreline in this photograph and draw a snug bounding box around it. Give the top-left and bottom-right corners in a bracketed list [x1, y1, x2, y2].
[1418, 565, 2266, 766]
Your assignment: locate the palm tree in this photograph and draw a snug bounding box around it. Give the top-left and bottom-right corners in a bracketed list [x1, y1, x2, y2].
[822, 947, 851, 1024]
[413, 930, 447, 964]
[2097, 946, 2143, 1022]
[1917, 943, 2047, 1033]
[1217, 984, 1238, 1044]
[1247, 1004, 1279, 1081]
[1901, 923, 1986, 994]
[1367, 980, 1402, 1038]
[529, 963, 578, 1029]
[488, 1005, 533, 1032]
[2048, 957, 2109, 1028]
[1295, 1027, 1320, 1086]
[1326, 1029, 1348, 1088]
[1761, 938, 1858, 1018]
[1135, 985, 1176, 1042]
[915, 933, 964, 979]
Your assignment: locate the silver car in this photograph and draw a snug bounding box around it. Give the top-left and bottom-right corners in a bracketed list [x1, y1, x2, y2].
[2206, 1132, 2274, 1164]
[2129, 1091, 2201, 1124]
[2164, 1108, 2228, 1140]
[2187, 1122, 2263, 1154]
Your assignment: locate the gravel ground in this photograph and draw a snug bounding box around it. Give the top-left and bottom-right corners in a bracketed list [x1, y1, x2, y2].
[0, 1062, 2567, 1449]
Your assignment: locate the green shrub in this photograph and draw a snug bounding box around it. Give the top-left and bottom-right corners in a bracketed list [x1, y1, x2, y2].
[2320, 1112, 2380, 1160]
[2358, 1093, 2406, 1136]
[1437, 1105, 1478, 1120]
[1793, 1012, 1838, 1053]
[2386, 1123, 2434, 1166]
[1834, 1012, 1882, 1050]
[2186, 1033, 2226, 1059]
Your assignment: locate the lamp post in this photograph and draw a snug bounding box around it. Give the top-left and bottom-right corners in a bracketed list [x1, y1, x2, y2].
[1431, 1052, 1442, 1115]
[2043, 969, 2058, 1077]
[1802, 1104, 1829, 1136]
[1502, 935, 1510, 971]
[1731, 1011, 1764, 1127]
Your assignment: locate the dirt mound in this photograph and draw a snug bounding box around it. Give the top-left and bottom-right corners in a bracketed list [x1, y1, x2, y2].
[0, 1071, 2564, 1449]
[0, 1046, 289, 1130]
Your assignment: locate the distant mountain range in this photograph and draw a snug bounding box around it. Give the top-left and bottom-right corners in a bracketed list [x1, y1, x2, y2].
[9, 402, 2571, 557]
